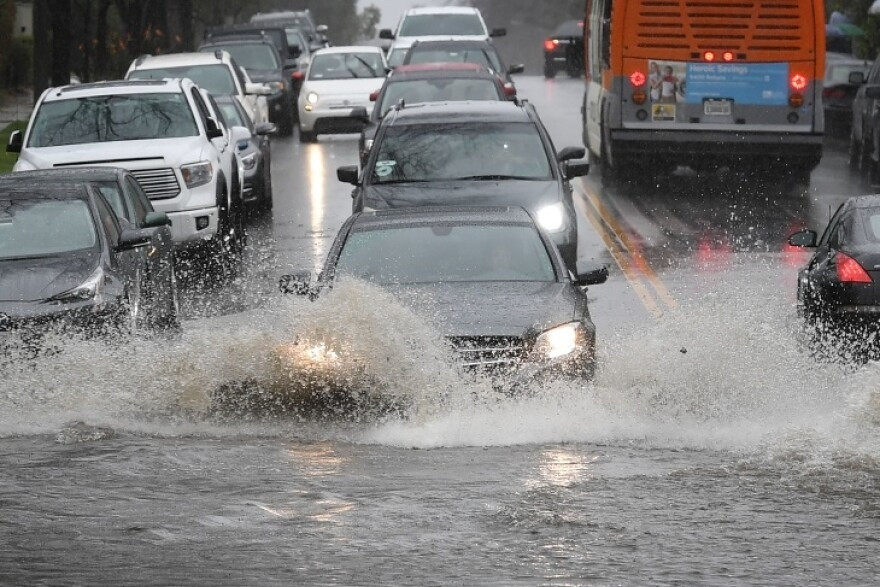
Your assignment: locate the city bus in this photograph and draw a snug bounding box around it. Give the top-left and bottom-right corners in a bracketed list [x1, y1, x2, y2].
[582, 0, 825, 180]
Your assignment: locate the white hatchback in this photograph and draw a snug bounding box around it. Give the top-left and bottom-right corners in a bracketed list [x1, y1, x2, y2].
[297, 46, 387, 143]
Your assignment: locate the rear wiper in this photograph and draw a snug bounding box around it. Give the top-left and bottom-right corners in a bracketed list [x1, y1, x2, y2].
[450, 174, 543, 181]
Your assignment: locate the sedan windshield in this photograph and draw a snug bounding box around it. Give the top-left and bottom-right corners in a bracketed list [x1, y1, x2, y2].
[406, 47, 502, 72]
[378, 78, 501, 116]
[129, 64, 237, 95]
[399, 14, 486, 37]
[309, 53, 385, 80]
[372, 122, 552, 182]
[0, 198, 97, 259]
[202, 44, 280, 71]
[335, 224, 556, 283]
[28, 93, 198, 147]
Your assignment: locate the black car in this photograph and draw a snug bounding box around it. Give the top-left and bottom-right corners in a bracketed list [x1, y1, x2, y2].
[211, 95, 275, 212]
[401, 39, 524, 95]
[337, 101, 590, 269]
[281, 206, 608, 381]
[359, 62, 510, 166]
[0, 176, 179, 346]
[789, 195, 880, 338]
[543, 20, 584, 79]
[199, 37, 294, 135]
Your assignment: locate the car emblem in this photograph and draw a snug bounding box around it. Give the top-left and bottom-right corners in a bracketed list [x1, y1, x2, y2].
[0, 313, 11, 331]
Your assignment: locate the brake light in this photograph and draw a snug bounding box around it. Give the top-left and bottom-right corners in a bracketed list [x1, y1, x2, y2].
[836, 253, 873, 283]
[790, 74, 807, 91]
[789, 93, 804, 107]
[703, 51, 716, 62]
[291, 71, 304, 81]
[544, 39, 559, 51]
[630, 71, 646, 87]
[722, 51, 735, 62]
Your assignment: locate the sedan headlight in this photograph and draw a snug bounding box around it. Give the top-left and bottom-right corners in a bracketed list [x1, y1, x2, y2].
[536, 202, 566, 232]
[47, 267, 104, 303]
[306, 92, 319, 105]
[180, 161, 213, 189]
[240, 152, 257, 171]
[533, 322, 584, 360]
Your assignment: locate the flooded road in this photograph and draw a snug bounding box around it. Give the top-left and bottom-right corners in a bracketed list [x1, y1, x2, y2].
[2, 77, 880, 586]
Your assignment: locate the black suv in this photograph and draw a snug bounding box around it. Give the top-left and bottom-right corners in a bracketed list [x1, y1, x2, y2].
[543, 20, 584, 79]
[336, 101, 590, 269]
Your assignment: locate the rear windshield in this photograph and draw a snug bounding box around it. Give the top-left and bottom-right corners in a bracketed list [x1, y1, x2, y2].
[28, 93, 198, 147]
[387, 48, 409, 68]
[405, 46, 501, 73]
[825, 62, 870, 84]
[309, 53, 385, 80]
[335, 224, 555, 283]
[201, 44, 280, 71]
[129, 64, 237, 95]
[0, 197, 97, 259]
[378, 78, 501, 116]
[399, 14, 486, 37]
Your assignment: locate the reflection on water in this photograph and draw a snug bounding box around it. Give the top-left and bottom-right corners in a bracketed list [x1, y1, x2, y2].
[308, 146, 328, 264]
[286, 443, 348, 477]
[527, 448, 598, 489]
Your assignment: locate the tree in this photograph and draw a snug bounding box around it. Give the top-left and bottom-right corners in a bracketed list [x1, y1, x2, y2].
[359, 4, 381, 41]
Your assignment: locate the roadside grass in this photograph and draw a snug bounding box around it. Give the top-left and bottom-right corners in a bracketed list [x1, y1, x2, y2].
[0, 121, 25, 174]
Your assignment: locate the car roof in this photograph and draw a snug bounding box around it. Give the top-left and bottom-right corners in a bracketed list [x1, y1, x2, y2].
[551, 20, 584, 38]
[42, 79, 185, 100]
[201, 37, 275, 47]
[132, 51, 232, 68]
[313, 45, 383, 56]
[845, 195, 880, 209]
[404, 7, 481, 16]
[0, 181, 92, 199]
[410, 39, 494, 49]
[391, 63, 491, 77]
[385, 100, 531, 125]
[0, 167, 128, 183]
[351, 206, 535, 230]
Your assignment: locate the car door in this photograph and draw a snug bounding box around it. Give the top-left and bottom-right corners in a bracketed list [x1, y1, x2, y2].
[92, 190, 141, 302]
[801, 203, 847, 309]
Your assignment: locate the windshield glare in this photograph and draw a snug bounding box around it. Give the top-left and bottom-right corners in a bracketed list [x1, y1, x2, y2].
[372, 122, 551, 182]
[203, 44, 280, 70]
[399, 14, 486, 37]
[379, 78, 500, 116]
[309, 53, 385, 80]
[335, 224, 555, 283]
[28, 93, 198, 147]
[129, 64, 237, 95]
[0, 197, 97, 259]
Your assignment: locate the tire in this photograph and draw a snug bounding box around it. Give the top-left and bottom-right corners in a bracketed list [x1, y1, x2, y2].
[299, 128, 317, 143]
[543, 61, 556, 79]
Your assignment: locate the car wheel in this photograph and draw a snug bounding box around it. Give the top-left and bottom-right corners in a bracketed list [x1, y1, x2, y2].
[543, 61, 556, 79]
[299, 129, 317, 143]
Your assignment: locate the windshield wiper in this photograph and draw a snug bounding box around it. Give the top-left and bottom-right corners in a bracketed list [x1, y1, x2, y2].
[450, 174, 544, 181]
[351, 55, 378, 77]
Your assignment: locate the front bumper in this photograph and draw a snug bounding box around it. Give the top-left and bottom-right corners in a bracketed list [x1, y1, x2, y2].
[299, 102, 371, 133]
[162, 206, 220, 244]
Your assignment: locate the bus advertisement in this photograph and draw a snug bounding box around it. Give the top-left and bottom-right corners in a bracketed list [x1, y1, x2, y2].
[582, 0, 826, 180]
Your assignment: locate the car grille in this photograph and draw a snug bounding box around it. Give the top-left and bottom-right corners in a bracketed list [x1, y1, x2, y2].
[447, 336, 527, 374]
[130, 168, 181, 200]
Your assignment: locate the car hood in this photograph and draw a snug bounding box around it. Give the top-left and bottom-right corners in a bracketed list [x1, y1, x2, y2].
[362, 180, 561, 210]
[0, 252, 99, 302]
[304, 78, 385, 96]
[375, 281, 580, 337]
[17, 136, 212, 170]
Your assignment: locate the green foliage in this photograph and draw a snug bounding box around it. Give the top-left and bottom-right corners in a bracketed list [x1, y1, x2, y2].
[359, 4, 381, 41]
[828, 0, 880, 59]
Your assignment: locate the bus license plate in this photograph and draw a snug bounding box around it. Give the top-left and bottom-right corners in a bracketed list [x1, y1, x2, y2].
[704, 99, 732, 116]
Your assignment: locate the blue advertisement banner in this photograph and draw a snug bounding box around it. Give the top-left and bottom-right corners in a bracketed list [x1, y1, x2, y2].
[684, 62, 790, 105]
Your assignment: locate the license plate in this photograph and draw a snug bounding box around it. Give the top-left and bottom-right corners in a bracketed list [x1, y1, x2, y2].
[704, 99, 732, 116]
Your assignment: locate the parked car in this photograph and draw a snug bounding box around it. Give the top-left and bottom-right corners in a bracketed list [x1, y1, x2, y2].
[250, 9, 329, 50]
[7, 79, 245, 262]
[211, 94, 275, 212]
[401, 39, 524, 95]
[297, 46, 387, 143]
[337, 101, 590, 269]
[359, 62, 510, 166]
[279, 206, 608, 383]
[543, 20, 584, 79]
[126, 51, 271, 126]
[823, 52, 870, 138]
[0, 178, 178, 346]
[789, 195, 880, 348]
[199, 37, 294, 135]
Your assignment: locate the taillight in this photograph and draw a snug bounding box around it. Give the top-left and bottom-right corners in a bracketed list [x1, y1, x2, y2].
[722, 51, 734, 62]
[836, 252, 873, 283]
[291, 71, 304, 81]
[630, 71, 646, 87]
[703, 51, 716, 62]
[544, 39, 559, 52]
[790, 74, 807, 91]
[789, 94, 804, 107]
[632, 90, 647, 104]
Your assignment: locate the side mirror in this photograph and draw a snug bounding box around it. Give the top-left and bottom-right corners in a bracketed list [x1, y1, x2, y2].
[255, 122, 277, 136]
[245, 82, 274, 96]
[574, 264, 608, 286]
[6, 130, 22, 153]
[350, 106, 370, 123]
[850, 71, 866, 85]
[563, 160, 590, 180]
[337, 165, 360, 185]
[379, 29, 395, 40]
[316, 25, 329, 33]
[788, 229, 818, 248]
[279, 271, 313, 296]
[205, 117, 224, 140]
[865, 85, 880, 100]
[490, 28, 507, 38]
[142, 211, 171, 228]
[117, 228, 153, 251]
[507, 64, 525, 75]
[558, 146, 586, 162]
[228, 125, 251, 145]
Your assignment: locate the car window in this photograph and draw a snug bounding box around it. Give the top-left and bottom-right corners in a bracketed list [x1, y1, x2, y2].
[309, 52, 385, 80]
[95, 181, 129, 221]
[190, 88, 212, 130]
[216, 100, 247, 128]
[406, 47, 502, 72]
[399, 14, 486, 37]
[28, 93, 198, 147]
[334, 224, 556, 284]
[379, 78, 502, 116]
[129, 64, 237, 95]
[0, 197, 98, 258]
[372, 122, 552, 182]
[202, 44, 280, 70]
[825, 62, 870, 84]
[93, 193, 121, 243]
[124, 176, 151, 225]
[387, 48, 408, 68]
[818, 203, 845, 246]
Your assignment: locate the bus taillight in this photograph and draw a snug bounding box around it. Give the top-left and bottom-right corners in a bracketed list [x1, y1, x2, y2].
[629, 71, 646, 87]
[722, 51, 735, 62]
[703, 51, 716, 62]
[789, 94, 804, 108]
[790, 74, 808, 91]
[632, 90, 647, 104]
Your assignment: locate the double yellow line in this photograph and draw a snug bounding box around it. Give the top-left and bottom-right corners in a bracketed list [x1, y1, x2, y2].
[578, 181, 678, 319]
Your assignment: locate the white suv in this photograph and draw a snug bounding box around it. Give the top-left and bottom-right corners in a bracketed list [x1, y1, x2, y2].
[380, 7, 505, 68]
[8, 79, 244, 252]
[126, 51, 271, 126]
